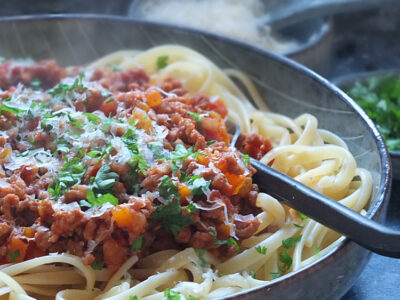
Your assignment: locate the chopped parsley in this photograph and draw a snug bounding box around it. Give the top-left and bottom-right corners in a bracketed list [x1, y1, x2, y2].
[105, 98, 115, 104]
[151, 201, 193, 236]
[48, 157, 85, 198]
[189, 296, 198, 300]
[206, 140, 216, 145]
[147, 141, 164, 159]
[131, 235, 143, 252]
[40, 119, 53, 131]
[194, 248, 208, 268]
[315, 245, 321, 254]
[297, 211, 308, 220]
[250, 270, 256, 278]
[80, 189, 118, 208]
[83, 112, 101, 124]
[30, 78, 42, 90]
[255, 245, 267, 255]
[67, 113, 84, 129]
[159, 175, 181, 201]
[130, 296, 138, 300]
[156, 55, 169, 70]
[186, 203, 198, 213]
[56, 140, 70, 154]
[270, 272, 280, 279]
[213, 237, 240, 251]
[8, 250, 21, 263]
[293, 223, 304, 229]
[164, 289, 181, 300]
[170, 144, 196, 171]
[187, 111, 203, 131]
[184, 175, 210, 197]
[242, 154, 250, 166]
[0, 104, 26, 117]
[91, 261, 104, 270]
[279, 251, 293, 271]
[49, 73, 86, 97]
[282, 235, 302, 250]
[92, 165, 119, 194]
[346, 75, 400, 151]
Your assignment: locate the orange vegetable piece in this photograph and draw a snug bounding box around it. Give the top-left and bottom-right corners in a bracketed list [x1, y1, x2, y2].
[145, 89, 162, 108]
[0, 148, 11, 159]
[23, 228, 35, 238]
[197, 154, 210, 166]
[225, 173, 246, 195]
[217, 223, 232, 240]
[178, 184, 191, 201]
[7, 236, 29, 263]
[111, 205, 146, 236]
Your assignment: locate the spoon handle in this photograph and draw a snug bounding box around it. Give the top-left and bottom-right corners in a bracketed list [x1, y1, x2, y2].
[261, 0, 382, 29]
[250, 158, 400, 258]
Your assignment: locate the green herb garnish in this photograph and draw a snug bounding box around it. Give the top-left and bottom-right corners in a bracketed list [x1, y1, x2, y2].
[213, 237, 240, 251]
[131, 235, 143, 251]
[255, 245, 267, 255]
[91, 261, 104, 270]
[282, 235, 302, 249]
[8, 250, 21, 263]
[347, 75, 400, 151]
[151, 201, 193, 236]
[156, 55, 169, 69]
[80, 189, 118, 208]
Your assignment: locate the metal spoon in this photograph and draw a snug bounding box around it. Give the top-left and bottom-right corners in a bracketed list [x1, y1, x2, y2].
[226, 120, 399, 258]
[259, 0, 384, 30]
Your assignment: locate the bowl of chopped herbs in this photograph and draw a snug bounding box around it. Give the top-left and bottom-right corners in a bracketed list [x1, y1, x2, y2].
[335, 71, 400, 179]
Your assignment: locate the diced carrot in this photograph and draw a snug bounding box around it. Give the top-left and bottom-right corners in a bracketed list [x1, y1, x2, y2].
[100, 98, 118, 116]
[197, 154, 210, 166]
[225, 173, 246, 195]
[178, 184, 191, 201]
[145, 89, 162, 108]
[111, 205, 146, 236]
[0, 148, 11, 159]
[7, 236, 29, 263]
[208, 98, 228, 118]
[23, 228, 35, 238]
[131, 109, 152, 134]
[217, 223, 232, 240]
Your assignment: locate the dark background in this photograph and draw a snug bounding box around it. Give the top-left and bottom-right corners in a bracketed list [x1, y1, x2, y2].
[0, 1, 399, 299]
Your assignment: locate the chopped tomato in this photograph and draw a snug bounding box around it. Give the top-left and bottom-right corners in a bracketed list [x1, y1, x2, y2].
[201, 113, 228, 144]
[208, 98, 228, 118]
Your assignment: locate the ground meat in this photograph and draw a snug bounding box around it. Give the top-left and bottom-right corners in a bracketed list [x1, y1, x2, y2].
[236, 133, 273, 160]
[50, 207, 87, 238]
[0, 59, 265, 273]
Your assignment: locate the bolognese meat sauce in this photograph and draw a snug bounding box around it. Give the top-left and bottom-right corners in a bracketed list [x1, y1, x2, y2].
[0, 59, 271, 274]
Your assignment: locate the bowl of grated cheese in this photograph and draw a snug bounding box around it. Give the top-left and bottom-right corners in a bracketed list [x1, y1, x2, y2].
[128, 0, 333, 75]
